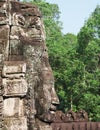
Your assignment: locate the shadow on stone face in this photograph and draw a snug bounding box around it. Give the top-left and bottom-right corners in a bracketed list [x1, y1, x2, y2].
[0, 0, 59, 130]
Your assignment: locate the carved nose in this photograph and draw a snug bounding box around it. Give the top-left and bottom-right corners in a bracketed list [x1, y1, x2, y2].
[51, 87, 59, 105]
[52, 97, 59, 105]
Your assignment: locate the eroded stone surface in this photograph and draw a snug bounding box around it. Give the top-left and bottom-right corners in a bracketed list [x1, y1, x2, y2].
[51, 122, 100, 130]
[2, 78, 27, 96]
[0, 0, 59, 130]
[0, 25, 9, 61]
[3, 98, 24, 117]
[3, 117, 27, 130]
[2, 61, 26, 78]
[53, 110, 88, 123]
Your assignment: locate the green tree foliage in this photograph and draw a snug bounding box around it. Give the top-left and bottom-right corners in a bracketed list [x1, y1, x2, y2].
[76, 5, 100, 121]
[77, 5, 100, 54]
[23, 0, 100, 121]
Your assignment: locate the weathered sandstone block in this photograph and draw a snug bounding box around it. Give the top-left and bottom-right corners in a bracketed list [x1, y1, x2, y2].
[9, 40, 23, 55]
[3, 117, 27, 130]
[0, 25, 9, 60]
[0, 0, 59, 130]
[3, 98, 24, 117]
[0, 1, 9, 25]
[2, 61, 26, 78]
[2, 78, 27, 96]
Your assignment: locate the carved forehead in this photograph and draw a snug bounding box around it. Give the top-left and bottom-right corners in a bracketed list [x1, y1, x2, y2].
[0, 0, 41, 25]
[10, 1, 41, 16]
[1, 0, 40, 14]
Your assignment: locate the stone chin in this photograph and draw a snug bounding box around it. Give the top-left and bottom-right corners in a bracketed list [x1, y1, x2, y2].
[35, 89, 59, 123]
[36, 104, 56, 123]
[36, 110, 56, 123]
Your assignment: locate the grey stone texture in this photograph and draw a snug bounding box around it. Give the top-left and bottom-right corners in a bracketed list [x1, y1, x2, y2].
[0, 0, 59, 130]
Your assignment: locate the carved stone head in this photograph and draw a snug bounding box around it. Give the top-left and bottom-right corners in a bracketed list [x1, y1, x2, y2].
[34, 58, 59, 122]
[0, 0, 59, 129]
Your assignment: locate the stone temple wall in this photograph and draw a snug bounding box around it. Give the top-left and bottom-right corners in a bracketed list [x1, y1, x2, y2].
[1, 1, 99, 130]
[0, 0, 59, 130]
[51, 110, 100, 130]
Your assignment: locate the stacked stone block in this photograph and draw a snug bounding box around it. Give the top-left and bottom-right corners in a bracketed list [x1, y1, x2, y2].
[0, 0, 48, 130]
[0, 0, 38, 129]
[0, 0, 60, 130]
[2, 61, 27, 130]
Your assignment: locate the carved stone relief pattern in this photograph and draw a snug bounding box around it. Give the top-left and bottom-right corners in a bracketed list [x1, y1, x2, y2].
[0, 0, 59, 130]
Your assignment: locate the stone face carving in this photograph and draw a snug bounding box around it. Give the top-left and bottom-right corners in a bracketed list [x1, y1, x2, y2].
[0, 0, 59, 130]
[34, 68, 59, 122]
